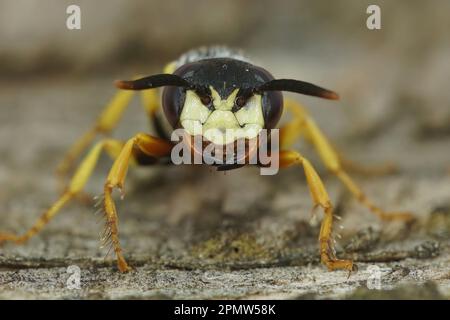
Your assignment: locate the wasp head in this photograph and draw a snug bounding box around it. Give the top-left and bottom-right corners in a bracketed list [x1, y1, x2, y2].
[116, 57, 338, 147]
[161, 58, 282, 145]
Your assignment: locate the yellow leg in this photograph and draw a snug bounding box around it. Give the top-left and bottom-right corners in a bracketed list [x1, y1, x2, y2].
[102, 133, 173, 272]
[0, 139, 124, 245]
[338, 155, 397, 176]
[281, 99, 397, 176]
[57, 86, 162, 183]
[56, 90, 134, 180]
[279, 99, 311, 149]
[280, 150, 354, 271]
[280, 99, 414, 222]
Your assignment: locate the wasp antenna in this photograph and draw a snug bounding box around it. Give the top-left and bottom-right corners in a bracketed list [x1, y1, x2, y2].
[115, 74, 192, 90]
[257, 79, 339, 100]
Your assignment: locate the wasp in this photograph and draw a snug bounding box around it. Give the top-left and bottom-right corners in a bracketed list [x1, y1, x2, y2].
[0, 47, 413, 272]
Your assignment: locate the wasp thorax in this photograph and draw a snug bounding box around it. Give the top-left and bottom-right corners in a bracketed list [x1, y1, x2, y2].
[180, 87, 264, 145]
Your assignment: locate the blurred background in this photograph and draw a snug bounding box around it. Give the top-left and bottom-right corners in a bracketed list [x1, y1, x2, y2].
[0, 0, 449, 169]
[0, 0, 449, 299]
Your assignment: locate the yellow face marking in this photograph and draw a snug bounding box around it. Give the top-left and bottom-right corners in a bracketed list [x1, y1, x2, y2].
[202, 110, 240, 131]
[180, 90, 211, 123]
[234, 95, 264, 127]
[210, 87, 239, 111]
[180, 88, 265, 145]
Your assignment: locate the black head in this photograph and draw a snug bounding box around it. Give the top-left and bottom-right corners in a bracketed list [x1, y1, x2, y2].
[116, 57, 338, 144]
[161, 58, 283, 130]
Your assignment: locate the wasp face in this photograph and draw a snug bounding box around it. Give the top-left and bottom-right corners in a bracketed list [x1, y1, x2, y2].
[117, 53, 339, 147]
[162, 58, 283, 145]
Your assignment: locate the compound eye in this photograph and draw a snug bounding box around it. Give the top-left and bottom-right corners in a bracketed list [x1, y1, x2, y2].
[162, 86, 185, 128]
[262, 91, 283, 129]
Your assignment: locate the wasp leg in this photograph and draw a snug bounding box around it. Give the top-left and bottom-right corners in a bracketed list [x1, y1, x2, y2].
[280, 150, 355, 271]
[281, 99, 397, 176]
[103, 133, 172, 272]
[337, 155, 397, 176]
[57, 85, 164, 183]
[0, 139, 125, 246]
[280, 99, 414, 222]
[56, 90, 134, 182]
